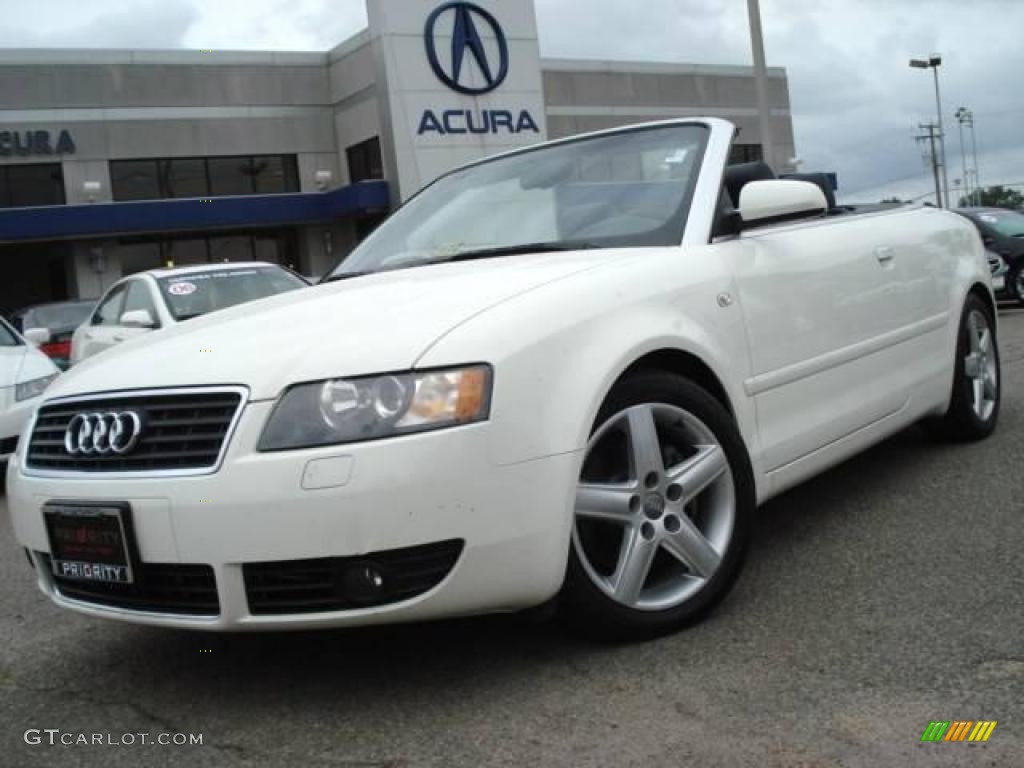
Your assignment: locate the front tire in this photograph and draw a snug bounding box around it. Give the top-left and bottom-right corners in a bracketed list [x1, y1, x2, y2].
[929, 293, 1000, 441]
[561, 372, 754, 639]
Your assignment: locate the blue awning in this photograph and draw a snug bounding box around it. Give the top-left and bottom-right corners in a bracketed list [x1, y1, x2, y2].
[0, 180, 390, 243]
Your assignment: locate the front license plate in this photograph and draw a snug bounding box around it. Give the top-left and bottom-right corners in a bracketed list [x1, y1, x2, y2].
[993, 276, 1005, 291]
[43, 503, 137, 584]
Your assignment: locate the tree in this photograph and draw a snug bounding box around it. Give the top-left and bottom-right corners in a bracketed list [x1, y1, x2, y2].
[959, 185, 1024, 209]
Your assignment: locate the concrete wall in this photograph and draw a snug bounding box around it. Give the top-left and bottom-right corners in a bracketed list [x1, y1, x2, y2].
[542, 60, 796, 171]
[329, 32, 381, 187]
[0, 52, 336, 170]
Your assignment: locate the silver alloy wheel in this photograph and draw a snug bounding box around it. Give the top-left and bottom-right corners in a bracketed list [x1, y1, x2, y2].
[964, 309, 998, 422]
[573, 404, 735, 612]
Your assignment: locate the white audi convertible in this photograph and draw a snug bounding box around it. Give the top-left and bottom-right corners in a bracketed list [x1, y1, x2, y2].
[7, 119, 999, 637]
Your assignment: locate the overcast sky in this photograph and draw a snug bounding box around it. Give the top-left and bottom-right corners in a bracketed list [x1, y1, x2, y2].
[2, 0, 1021, 203]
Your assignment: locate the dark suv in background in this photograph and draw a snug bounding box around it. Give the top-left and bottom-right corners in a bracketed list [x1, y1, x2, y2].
[956, 207, 1024, 305]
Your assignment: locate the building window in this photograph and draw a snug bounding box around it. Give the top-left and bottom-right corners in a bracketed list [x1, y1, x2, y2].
[162, 158, 207, 198]
[110, 155, 299, 201]
[0, 164, 65, 208]
[728, 144, 764, 165]
[118, 230, 299, 275]
[346, 137, 383, 183]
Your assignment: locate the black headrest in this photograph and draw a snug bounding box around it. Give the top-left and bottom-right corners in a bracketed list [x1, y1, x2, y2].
[724, 161, 775, 207]
[780, 172, 836, 210]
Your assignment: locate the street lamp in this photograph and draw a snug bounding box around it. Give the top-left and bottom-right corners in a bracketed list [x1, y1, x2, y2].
[910, 55, 950, 208]
[955, 107, 981, 206]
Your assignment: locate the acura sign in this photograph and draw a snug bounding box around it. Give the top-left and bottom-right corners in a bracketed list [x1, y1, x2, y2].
[0, 129, 75, 157]
[425, 2, 508, 95]
[418, 2, 539, 136]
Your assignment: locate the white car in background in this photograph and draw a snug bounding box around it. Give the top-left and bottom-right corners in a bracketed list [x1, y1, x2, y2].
[7, 119, 999, 638]
[69, 262, 308, 365]
[0, 317, 59, 474]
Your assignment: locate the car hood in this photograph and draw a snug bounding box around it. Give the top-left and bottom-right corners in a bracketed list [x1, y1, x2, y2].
[47, 252, 617, 402]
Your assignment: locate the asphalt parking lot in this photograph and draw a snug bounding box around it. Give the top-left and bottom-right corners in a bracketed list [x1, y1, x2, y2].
[2, 310, 1022, 768]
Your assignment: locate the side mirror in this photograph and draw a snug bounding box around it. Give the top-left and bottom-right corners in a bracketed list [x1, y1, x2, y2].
[739, 179, 828, 229]
[23, 327, 51, 346]
[120, 309, 156, 329]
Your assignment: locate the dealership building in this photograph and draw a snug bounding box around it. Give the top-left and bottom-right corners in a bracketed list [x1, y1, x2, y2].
[0, 0, 795, 314]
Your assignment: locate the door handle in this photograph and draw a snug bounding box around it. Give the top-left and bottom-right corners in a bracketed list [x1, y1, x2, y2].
[875, 246, 895, 263]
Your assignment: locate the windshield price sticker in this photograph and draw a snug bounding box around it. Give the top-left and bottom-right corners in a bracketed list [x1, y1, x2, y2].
[168, 282, 197, 296]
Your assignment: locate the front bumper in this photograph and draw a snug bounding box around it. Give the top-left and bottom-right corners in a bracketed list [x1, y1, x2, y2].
[7, 401, 580, 630]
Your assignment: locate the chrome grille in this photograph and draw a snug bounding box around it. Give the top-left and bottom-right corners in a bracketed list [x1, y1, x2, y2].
[26, 388, 244, 474]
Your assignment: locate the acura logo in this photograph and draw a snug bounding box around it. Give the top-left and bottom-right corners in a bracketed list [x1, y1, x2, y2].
[64, 412, 143, 455]
[425, 2, 509, 95]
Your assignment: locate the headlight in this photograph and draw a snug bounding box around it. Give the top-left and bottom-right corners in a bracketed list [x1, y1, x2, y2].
[15, 374, 57, 402]
[258, 365, 492, 451]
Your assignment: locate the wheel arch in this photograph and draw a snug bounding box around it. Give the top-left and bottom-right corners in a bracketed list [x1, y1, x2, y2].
[617, 348, 736, 419]
[967, 282, 997, 323]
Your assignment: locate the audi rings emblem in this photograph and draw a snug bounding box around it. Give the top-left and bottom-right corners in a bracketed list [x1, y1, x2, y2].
[64, 411, 144, 455]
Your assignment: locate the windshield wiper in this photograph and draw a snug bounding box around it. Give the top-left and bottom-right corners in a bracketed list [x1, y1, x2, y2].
[320, 270, 378, 284]
[442, 241, 602, 263]
[322, 242, 602, 282]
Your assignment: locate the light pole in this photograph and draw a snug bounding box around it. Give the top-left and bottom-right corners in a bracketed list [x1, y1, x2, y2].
[968, 111, 981, 205]
[910, 55, 950, 208]
[747, 0, 774, 169]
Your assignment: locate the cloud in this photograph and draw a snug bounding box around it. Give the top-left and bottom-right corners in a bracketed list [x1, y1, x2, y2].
[0, 1, 198, 48]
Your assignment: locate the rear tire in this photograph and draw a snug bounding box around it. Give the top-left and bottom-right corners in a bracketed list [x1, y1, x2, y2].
[927, 293, 1000, 442]
[560, 372, 754, 640]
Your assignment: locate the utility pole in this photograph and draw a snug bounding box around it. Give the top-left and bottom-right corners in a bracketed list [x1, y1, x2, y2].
[931, 65, 951, 209]
[746, 0, 774, 169]
[955, 108, 971, 207]
[915, 123, 943, 207]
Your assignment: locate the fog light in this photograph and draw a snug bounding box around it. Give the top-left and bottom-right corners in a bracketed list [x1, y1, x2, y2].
[343, 563, 386, 605]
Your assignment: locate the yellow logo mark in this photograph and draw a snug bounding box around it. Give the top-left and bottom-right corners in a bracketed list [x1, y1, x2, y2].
[967, 721, 997, 742]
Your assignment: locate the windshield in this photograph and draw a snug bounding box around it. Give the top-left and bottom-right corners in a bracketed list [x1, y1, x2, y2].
[17, 301, 95, 332]
[329, 124, 708, 279]
[157, 267, 307, 321]
[976, 210, 1024, 238]
[0, 317, 21, 347]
